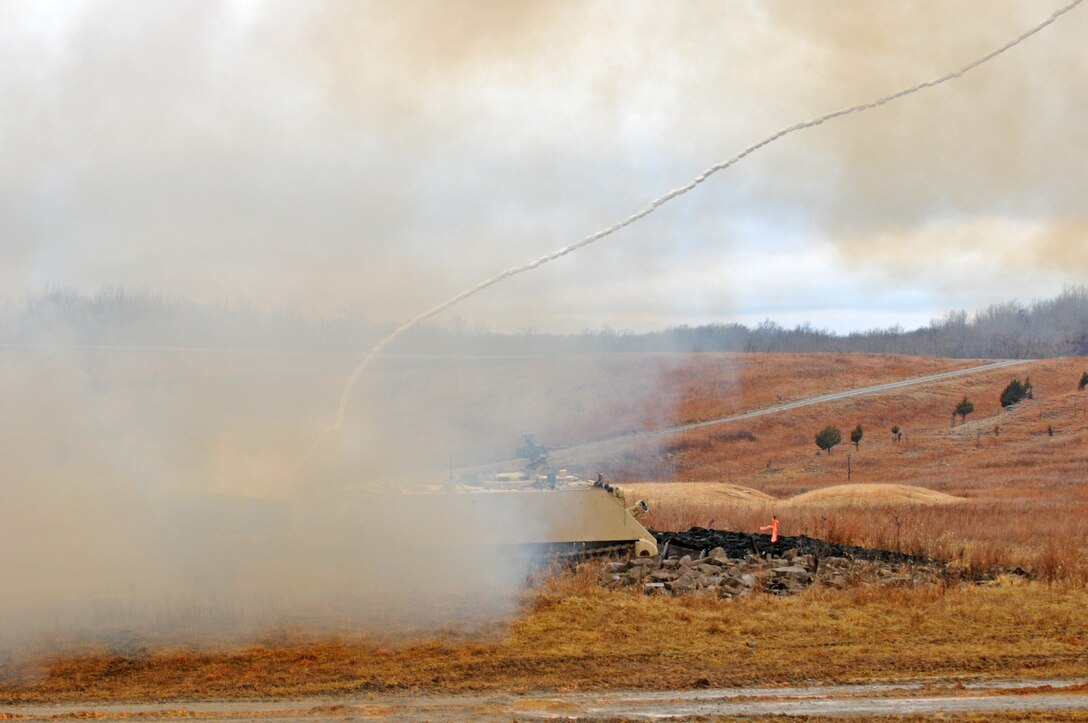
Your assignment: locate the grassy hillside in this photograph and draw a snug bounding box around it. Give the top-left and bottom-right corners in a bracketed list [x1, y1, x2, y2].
[2, 352, 1086, 702]
[613, 356, 1088, 578]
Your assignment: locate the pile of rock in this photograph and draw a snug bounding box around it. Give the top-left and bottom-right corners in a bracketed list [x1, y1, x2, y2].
[598, 546, 945, 598]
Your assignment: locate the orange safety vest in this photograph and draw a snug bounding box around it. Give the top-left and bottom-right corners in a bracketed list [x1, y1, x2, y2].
[759, 516, 780, 543]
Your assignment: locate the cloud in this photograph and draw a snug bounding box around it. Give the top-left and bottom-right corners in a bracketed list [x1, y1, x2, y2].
[1, 0, 1085, 330]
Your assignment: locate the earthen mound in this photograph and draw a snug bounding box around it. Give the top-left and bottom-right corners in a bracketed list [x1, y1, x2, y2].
[624, 481, 774, 505]
[788, 483, 964, 507]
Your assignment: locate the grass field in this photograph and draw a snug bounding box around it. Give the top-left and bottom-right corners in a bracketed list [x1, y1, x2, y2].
[2, 352, 1087, 704]
[625, 355, 1088, 579]
[3, 575, 1086, 703]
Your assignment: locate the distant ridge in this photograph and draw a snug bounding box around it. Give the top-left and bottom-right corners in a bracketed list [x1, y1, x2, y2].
[2, 286, 1085, 359]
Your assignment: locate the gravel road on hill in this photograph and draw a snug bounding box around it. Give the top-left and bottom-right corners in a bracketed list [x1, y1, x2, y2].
[459, 358, 1029, 475]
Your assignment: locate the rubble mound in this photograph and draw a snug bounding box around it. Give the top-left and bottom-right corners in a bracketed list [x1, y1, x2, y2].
[652, 526, 930, 565]
[599, 528, 946, 598]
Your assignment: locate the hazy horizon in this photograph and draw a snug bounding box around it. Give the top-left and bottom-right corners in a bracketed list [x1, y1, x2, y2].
[5, 283, 1084, 339]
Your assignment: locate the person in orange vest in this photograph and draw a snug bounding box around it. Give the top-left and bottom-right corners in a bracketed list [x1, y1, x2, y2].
[759, 515, 780, 543]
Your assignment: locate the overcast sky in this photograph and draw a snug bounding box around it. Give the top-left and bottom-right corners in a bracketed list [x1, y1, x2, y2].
[2, 0, 1086, 334]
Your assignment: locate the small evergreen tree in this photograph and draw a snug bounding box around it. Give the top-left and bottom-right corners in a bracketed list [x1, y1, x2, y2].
[954, 396, 974, 424]
[850, 423, 863, 450]
[891, 424, 901, 443]
[815, 425, 842, 455]
[1000, 379, 1030, 408]
[1079, 371, 1087, 391]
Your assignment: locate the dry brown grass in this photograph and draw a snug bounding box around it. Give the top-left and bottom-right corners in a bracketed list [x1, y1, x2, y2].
[644, 499, 1088, 581]
[622, 356, 1088, 580]
[786, 483, 964, 507]
[3, 573, 1086, 704]
[364, 352, 974, 466]
[611, 356, 1086, 488]
[4, 353, 1086, 704]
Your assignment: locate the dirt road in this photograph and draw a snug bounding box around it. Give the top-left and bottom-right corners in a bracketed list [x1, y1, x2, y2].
[5, 677, 1085, 720]
[462, 358, 1028, 474]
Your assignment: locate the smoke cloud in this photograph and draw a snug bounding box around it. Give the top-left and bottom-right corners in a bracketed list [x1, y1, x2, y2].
[0, 296, 682, 655]
[1, 0, 1086, 655]
[2, 1, 1086, 330]
[0, 337, 673, 655]
[317, 0, 1082, 438]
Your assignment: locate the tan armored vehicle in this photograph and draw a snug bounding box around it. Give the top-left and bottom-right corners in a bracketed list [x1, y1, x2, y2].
[453, 473, 658, 558]
[293, 471, 658, 560]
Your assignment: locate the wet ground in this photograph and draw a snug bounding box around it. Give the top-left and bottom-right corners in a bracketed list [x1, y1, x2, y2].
[4, 677, 1086, 720]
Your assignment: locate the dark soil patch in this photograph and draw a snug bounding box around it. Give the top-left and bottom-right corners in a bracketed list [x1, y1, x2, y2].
[651, 526, 932, 565]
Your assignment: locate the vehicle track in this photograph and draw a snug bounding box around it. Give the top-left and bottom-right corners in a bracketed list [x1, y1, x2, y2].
[4, 677, 1084, 720]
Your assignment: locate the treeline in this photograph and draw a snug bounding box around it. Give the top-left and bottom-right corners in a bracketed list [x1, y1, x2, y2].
[0, 287, 379, 352]
[625, 287, 1088, 358]
[2, 286, 1086, 359]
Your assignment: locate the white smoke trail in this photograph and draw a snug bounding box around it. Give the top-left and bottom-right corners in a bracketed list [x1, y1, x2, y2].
[313, 0, 1083, 453]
